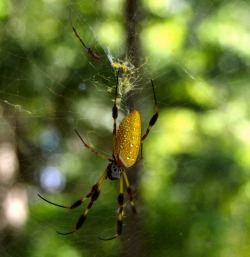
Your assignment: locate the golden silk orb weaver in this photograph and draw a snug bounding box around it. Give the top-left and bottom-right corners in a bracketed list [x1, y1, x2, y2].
[38, 74, 159, 240]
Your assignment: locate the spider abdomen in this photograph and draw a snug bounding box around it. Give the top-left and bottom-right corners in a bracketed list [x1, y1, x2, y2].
[114, 111, 141, 168]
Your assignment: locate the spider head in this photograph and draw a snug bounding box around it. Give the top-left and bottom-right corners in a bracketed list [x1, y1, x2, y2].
[107, 162, 124, 180]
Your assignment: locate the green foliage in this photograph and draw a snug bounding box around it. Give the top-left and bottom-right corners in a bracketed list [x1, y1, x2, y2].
[1, 0, 250, 256]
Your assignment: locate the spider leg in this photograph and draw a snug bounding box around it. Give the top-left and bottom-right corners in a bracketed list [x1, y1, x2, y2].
[141, 79, 159, 141]
[74, 129, 112, 161]
[112, 72, 119, 138]
[99, 171, 136, 241]
[38, 166, 109, 235]
[99, 172, 124, 240]
[55, 167, 109, 235]
[71, 21, 89, 52]
[70, 15, 100, 60]
[123, 172, 137, 214]
[37, 170, 106, 211]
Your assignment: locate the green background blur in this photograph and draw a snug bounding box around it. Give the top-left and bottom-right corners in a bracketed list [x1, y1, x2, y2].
[1, 0, 250, 256]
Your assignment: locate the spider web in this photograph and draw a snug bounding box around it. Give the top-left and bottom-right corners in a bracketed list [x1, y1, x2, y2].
[1, 0, 250, 256]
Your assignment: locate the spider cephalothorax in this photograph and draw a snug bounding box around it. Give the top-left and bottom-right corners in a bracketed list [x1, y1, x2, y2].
[108, 162, 125, 180]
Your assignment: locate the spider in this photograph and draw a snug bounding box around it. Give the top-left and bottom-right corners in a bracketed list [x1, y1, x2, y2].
[38, 74, 158, 240]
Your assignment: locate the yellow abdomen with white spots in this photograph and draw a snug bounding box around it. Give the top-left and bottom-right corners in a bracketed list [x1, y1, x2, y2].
[114, 111, 141, 168]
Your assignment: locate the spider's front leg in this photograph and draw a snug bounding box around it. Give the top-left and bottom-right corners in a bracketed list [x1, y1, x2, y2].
[141, 79, 159, 141]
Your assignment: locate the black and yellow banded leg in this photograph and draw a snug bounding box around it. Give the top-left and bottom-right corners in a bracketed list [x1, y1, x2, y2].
[99, 172, 125, 241]
[112, 72, 119, 139]
[123, 172, 137, 214]
[117, 172, 124, 237]
[74, 129, 112, 162]
[56, 168, 108, 235]
[38, 168, 108, 235]
[141, 79, 159, 142]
